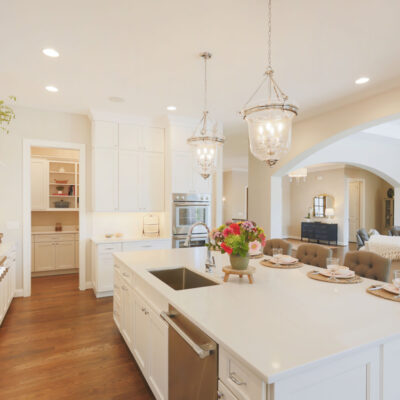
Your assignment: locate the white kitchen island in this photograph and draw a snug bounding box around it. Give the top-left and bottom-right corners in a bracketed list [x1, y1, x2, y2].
[113, 247, 400, 400]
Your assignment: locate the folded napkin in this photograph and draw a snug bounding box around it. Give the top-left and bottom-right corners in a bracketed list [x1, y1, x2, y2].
[320, 268, 355, 278]
[270, 255, 298, 264]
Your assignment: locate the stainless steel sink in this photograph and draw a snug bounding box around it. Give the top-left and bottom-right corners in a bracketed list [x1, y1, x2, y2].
[149, 267, 219, 291]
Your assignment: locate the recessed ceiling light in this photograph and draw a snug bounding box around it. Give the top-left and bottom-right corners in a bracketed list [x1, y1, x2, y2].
[45, 86, 59, 92]
[109, 96, 125, 103]
[42, 48, 59, 58]
[355, 76, 370, 85]
[166, 105, 177, 111]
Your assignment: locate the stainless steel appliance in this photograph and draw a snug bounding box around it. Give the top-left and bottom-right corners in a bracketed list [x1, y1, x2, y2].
[172, 193, 211, 248]
[161, 305, 218, 399]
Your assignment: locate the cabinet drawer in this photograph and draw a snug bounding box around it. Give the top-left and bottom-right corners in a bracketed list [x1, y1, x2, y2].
[122, 239, 171, 252]
[98, 243, 122, 254]
[218, 380, 239, 400]
[219, 347, 264, 400]
[117, 263, 134, 287]
[35, 234, 75, 243]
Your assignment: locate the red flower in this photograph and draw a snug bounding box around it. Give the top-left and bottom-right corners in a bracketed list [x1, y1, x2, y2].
[259, 233, 266, 247]
[221, 242, 233, 254]
[223, 227, 234, 237]
[230, 223, 241, 235]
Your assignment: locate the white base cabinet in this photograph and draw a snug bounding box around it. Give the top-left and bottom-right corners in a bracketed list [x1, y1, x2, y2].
[92, 239, 171, 298]
[32, 233, 78, 273]
[114, 261, 168, 400]
[0, 245, 16, 326]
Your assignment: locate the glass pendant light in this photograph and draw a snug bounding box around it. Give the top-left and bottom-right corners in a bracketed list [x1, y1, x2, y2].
[240, 0, 298, 167]
[187, 52, 225, 179]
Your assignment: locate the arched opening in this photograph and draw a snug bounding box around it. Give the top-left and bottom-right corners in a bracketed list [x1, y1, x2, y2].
[269, 116, 400, 240]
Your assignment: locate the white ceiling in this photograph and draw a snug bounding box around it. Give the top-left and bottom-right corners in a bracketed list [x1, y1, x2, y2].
[1, 0, 400, 138]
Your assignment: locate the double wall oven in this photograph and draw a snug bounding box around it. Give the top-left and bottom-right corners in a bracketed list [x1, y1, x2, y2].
[172, 193, 211, 248]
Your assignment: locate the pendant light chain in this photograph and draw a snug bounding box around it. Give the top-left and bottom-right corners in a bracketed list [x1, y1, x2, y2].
[204, 54, 208, 112]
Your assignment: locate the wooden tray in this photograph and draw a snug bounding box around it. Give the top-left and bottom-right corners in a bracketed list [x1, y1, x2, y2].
[366, 286, 400, 302]
[260, 260, 302, 269]
[307, 271, 362, 284]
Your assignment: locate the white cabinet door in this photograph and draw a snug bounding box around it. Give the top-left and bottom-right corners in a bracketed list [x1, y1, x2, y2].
[34, 242, 56, 271]
[55, 241, 75, 269]
[194, 170, 212, 194]
[119, 123, 142, 151]
[170, 125, 192, 152]
[92, 148, 118, 211]
[133, 294, 148, 373]
[172, 151, 194, 193]
[147, 308, 168, 400]
[97, 253, 114, 292]
[142, 127, 164, 153]
[121, 284, 134, 351]
[139, 153, 164, 212]
[31, 159, 48, 210]
[92, 121, 118, 148]
[118, 150, 140, 211]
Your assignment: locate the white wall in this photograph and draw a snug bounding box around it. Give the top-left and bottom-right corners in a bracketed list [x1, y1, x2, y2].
[248, 86, 400, 237]
[284, 166, 392, 244]
[0, 106, 91, 291]
[223, 169, 248, 222]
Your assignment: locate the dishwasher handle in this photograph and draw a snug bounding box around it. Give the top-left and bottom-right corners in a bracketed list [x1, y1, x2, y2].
[161, 311, 215, 359]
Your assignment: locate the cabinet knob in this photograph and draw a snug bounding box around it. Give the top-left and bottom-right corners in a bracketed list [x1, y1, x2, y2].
[122, 272, 129, 277]
[217, 391, 224, 399]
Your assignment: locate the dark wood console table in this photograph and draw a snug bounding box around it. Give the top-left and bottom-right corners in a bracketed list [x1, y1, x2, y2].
[301, 222, 338, 245]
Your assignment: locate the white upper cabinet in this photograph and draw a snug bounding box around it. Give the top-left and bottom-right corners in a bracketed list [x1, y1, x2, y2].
[91, 119, 165, 212]
[171, 151, 193, 193]
[170, 125, 192, 152]
[118, 150, 140, 211]
[119, 123, 142, 151]
[31, 159, 49, 210]
[142, 127, 164, 153]
[92, 148, 118, 211]
[92, 121, 118, 148]
[139, 153, 164, 212]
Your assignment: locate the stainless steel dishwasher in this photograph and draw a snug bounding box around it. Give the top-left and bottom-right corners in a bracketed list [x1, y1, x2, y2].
[161, 305, 218, 400]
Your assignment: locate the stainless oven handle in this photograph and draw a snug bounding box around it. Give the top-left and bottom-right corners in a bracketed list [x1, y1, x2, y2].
[174, 202, 210, 206]
[160, 311, 214, 359]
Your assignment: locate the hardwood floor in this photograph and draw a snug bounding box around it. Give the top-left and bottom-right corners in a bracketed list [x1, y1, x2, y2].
[0, 274, 155, 400]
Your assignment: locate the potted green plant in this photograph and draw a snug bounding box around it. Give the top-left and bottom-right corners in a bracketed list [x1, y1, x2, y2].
[209, 221, 266, 270]
[0, 96, 16, 134]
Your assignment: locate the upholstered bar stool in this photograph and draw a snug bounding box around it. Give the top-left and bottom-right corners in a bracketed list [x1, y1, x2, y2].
[263, 239, 293, 256]
[296, 244, 332, 268]
[344, 251, 390, 282]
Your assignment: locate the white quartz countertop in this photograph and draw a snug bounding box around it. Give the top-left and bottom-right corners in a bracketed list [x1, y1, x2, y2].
[114, 247, 400, 384]
[92, 236, 171, 244]
[32, 230, 78, 235]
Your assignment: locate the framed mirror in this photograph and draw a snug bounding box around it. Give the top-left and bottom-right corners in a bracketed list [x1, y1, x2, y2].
[313, 194, 334, 218]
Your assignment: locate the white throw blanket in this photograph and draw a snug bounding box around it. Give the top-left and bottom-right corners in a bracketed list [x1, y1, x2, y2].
[363, 235, 400, 260]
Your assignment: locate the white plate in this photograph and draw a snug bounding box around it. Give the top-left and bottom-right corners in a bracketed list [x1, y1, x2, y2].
[319, 270, 355, 279]
[270, 257, 298, 265]
[383, 284, 400, 295]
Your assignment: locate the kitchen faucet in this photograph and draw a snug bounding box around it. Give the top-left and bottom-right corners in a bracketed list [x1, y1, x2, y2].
[184, 222, 216, 272]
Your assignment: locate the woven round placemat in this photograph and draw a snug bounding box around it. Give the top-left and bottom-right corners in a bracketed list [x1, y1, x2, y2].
[250, 253, 263, 259]
[260, 260, 302, 269]
[366, 286, 400, 302]
[307, 271, 362, 284]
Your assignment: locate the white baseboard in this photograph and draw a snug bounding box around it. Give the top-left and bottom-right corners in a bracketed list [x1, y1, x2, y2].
[14, 289, 24, 297]
[85, 281, 93, 289]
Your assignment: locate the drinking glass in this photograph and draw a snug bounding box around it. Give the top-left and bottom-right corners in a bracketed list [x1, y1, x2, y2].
[393, 270, 400, 299]
[272, 248, 283, 265]
[326, 257, 340, 281]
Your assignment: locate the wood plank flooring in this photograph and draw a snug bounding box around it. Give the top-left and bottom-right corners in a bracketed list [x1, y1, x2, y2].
[0, 274, 155, 400]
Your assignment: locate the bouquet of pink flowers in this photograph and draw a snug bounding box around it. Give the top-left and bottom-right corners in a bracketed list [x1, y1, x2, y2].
[208, 221, 266, 257]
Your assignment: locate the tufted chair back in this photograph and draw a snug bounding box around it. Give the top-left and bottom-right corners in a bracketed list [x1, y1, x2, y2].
[296, 244, 332, 268]
[344, 251, 390, 282]
[263, 239, 293, 256]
